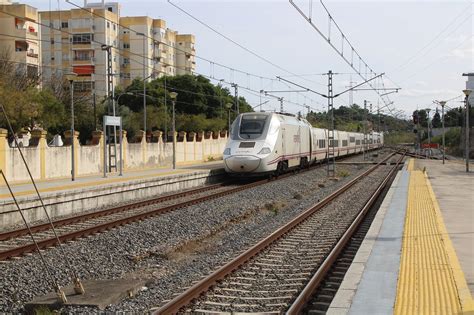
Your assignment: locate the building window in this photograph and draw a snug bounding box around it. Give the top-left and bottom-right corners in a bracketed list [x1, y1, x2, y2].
[113, 24, 116, 31]
[74, 50, 94, 61]
[72, 33, 93, 44]
[123, 43, 130, 49]
[123, 58, 129, 64]
[74, 81, 95, 92]
[50, 38, 55, 44]
[107, 7, 113, 12]
[107, 22, 110, 28]
[61, 22, 68, 28]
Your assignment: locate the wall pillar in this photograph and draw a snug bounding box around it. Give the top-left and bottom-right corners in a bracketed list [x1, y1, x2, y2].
[64, 130, 80, 179]
[0, 128, 7, 183]
[152, 130, 163, 164]
[92, 130, 104, 173]
[121, 130, 128, 170]
[137, 130, 146, 167]
[188, 132, 196, 162]
[31, 129, 48, 180]
[179, 131, 187, 162]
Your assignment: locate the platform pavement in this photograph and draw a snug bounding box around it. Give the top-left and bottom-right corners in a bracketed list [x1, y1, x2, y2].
[327, 158, 474, 315]
[0, 160, 224, 201]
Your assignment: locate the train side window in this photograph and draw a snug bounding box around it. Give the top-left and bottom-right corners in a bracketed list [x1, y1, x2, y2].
[350, 136, 355, 143]
[356, 140, 361, 145]
[318, 139, 325, 148]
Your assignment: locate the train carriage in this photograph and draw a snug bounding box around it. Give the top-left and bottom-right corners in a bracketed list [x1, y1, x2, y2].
[223, 112, 383, 175]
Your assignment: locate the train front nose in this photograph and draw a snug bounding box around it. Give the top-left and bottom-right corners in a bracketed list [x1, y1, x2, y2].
[224, 155, 261, 173]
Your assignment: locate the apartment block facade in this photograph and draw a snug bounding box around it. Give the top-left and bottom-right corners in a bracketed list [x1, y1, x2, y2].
[119, 16, 195, 87]
[39, 1, 120, 97]
[0, 0, 41, 77]
[35, 1, 195, 98]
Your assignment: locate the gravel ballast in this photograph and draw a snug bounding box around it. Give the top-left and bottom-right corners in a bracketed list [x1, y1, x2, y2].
[0, 150, 395, 313]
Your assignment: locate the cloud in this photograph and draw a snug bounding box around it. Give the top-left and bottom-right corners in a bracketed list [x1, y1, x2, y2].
[400, 88, 460, 97]
[447, 45, 474, 58]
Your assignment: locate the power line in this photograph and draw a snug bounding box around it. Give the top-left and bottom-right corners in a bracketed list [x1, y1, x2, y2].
[64, 0, 281, 82]
[0, 5, 316, 115]
[390, 4, 473, 73]
[289, 0, 396, 114]
[166, 0, 302, 77]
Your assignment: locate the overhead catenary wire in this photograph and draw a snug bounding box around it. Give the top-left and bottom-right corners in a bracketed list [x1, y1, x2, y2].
[62, 0, 331, 103]
[0, 4, 326, 115]
[390, 3, 473, 73]
[289, 0, 397, 115]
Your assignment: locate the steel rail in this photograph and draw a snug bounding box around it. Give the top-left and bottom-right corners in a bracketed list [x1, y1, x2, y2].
[153, 152, 397, 314]
[0, 181, 229, 241]
[0, 179, 268, 261]
[1, 148, 380, 243]
[286, 152, 405, 314]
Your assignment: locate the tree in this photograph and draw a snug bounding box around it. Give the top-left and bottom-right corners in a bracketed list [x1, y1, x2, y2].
[431, 109, 441, 128]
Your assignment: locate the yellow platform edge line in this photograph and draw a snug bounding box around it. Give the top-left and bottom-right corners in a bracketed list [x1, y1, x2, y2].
[395, 170, 466, 315]
[424, 171, 474, 313]
[406, 158, 415, 171]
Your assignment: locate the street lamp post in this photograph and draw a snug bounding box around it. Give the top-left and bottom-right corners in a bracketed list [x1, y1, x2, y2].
[438, 101, 446, 164]
[463, 89, 471, 172]
[426, 108, 431, 157]
[65, 73, 77, 181]
[169, 91, 178, 169]
[225, 103, 233, 133]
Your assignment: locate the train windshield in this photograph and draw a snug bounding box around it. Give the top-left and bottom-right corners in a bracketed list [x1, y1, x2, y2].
[231, 114, 269, 140]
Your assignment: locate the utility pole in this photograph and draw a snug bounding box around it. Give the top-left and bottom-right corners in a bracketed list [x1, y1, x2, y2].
[363, 100, 368, 160]
[101, 44, 116, 173]
[327, 70, 335, 177]
[439, 101, 446, 164]
[377, 102, 380, 132]
[463, 89, 471, 172]
[426, 108, 431, 158]
[231, 83, 239, 115]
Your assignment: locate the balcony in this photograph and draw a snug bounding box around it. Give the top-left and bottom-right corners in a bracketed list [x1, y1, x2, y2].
[26, 52, 38, 58]
[72, 57, 95, 65]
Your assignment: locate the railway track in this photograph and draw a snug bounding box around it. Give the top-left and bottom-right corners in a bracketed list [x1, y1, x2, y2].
[154, 152, 404, 314]
[0, 151, 380, 261]
[0, 181, 256, 260]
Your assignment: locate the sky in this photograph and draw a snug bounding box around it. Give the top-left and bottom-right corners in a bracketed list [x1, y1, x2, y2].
[24, 0, 473, 118]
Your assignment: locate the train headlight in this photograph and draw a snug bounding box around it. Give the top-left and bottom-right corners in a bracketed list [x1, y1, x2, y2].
[223, 148, 231, 155]
[258, 147, 271, 155]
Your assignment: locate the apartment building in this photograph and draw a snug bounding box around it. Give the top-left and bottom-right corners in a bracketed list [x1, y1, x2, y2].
[0, 0, 196, 98]
[39, 1, 120, 98]
[119, 16, 195, 87]
[0, 0, 41, 78]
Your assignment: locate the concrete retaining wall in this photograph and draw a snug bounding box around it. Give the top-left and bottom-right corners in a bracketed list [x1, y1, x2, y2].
[0, 168, 225, 230]
[0, 129, 228, 183]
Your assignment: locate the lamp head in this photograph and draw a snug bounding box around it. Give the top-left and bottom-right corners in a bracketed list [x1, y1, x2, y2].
[169, 92, 178, 100]
[438, 101, 446, 106]
[463, 89, 472, 97]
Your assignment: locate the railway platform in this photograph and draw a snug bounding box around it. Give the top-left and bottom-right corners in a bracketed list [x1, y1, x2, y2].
[327, 158, 474, 315]
[0, 161, 224, 230]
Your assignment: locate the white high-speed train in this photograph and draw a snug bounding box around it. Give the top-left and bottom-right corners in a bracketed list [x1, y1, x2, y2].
[223, 112, 383, 175]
